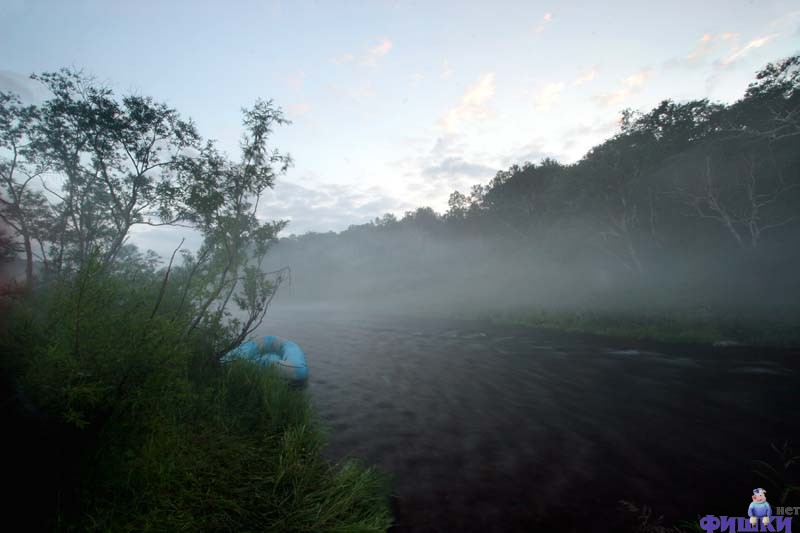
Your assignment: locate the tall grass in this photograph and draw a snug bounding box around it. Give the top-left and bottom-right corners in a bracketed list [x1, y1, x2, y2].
[1, 265, 392, 531]
[86, 362, 392, 532]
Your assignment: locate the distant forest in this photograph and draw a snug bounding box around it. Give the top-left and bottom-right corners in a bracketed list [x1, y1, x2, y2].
[269, 56, 800, 315]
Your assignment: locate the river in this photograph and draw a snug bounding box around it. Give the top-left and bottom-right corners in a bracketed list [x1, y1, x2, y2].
[258, 306, 800, 532]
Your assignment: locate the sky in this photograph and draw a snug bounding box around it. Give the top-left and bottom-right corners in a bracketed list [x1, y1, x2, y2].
[1, 0, 799, 256]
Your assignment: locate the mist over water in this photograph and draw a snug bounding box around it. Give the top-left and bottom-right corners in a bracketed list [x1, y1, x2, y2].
[265, 220, 800, 320]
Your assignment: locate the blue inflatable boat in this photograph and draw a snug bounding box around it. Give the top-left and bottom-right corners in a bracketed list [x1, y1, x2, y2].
[222, 335, 309, 384]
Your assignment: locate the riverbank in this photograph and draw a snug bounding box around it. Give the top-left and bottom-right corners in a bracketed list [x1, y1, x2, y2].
[1, 282, 393, 531]
[466, 308, 800, 348]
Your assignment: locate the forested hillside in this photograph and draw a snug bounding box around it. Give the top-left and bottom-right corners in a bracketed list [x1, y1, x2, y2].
[270, 56, 800, 326]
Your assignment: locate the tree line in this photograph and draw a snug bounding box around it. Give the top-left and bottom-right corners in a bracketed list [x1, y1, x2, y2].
[271, 55, 800, 312]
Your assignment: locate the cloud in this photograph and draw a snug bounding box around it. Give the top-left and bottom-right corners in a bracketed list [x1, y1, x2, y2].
[327, 82, 374, 102]
[258, 180, 413, 235]
[564, 119, 619, 139]
[462, 73, 494, 105]
[421, 156, 495, 179]
[624, 70, 650, 87]
[332, 38, 394, 68]
[664, 32, 738, 70]
[499, 139, 552, 168]
[360, 38, 393, 67]
[119, 134, 427, 250]
[0, 70, 49, 103]
[688, 32, 737, 60]
[410, 72, 425, 87]
[533, 82, 565, 111]
[286, 102, 311, 118]
[719, 34, 776, 66]
[594, 69, 652, 107]
[392, 134, 499, 209]
[704, 33, 778, 91]
[573, 68, 598, 86]
[332, 53, 355, 65]
[440, 61, 454, 80]
[770, 9, 800, 29]
[284, 71, 305, 92]
[559, 119, 620, 160]
[535, 12, 553, 33]
[441, 72, 496, 133]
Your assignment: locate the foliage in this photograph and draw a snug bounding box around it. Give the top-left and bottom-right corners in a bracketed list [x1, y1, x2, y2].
[175, 99, 293, 361]
[1, 70, 292, 363]
[618, 500, 684, 533]
[0, 70, 391, 531]
[750, 441, 800, 507]
[22, 69, 200, 274]
[0, 91, 47, 285]
[85, 360, 391, 532]
[1, 252, 391, 531]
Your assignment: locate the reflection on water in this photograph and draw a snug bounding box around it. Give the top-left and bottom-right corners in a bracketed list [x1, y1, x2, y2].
[258, 307, 800, 532]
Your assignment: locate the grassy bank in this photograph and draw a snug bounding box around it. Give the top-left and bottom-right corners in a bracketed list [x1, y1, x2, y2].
[466, 308, 800, 347]
[0, 269, 392, 532]
[84, 360, 393, 532]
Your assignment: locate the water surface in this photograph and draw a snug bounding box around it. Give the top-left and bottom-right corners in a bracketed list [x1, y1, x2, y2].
[259, 307, 800, 532]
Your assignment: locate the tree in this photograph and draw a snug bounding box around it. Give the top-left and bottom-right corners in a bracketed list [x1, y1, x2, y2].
[446, 190, 469, 220]
[622, 99, 723, 148]
[379, 213, 398, 226]
[664, 58, 800, 251]
[176, 100, 292, 361]
[730, 55, 800, 141]
[670, 142, 798, 250]
[1, 70, 297, 363]
[579, 133, 651, 274]
[29, 69, 201, 274]
[401, 206, 440, 231]
[0, 91, 49, 287]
